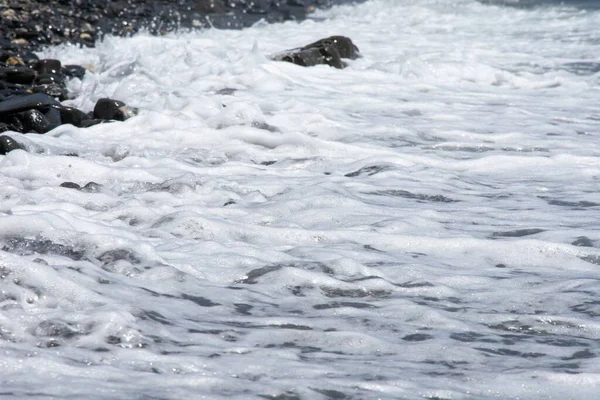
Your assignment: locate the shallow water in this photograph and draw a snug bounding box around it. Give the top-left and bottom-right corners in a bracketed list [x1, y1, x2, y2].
[1, 0, 600, 398]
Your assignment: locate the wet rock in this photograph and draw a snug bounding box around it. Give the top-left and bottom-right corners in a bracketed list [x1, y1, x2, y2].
[93, 98, 137, 121]
[0, 93, 60, 115]
[34, 59, 61, 75]
[34, 73, 65, 86]
[16, 109, 53, 133]
[43, 106, 61, 126]
[79, 119, 108, 128]
[62, 65, 86, 79]
[0, 135, 25, 154]
[1, 115, 24, 133]
[273, 35, 360, 69]
[55, 106, 88, 127]
[60, 182, 81, 190]
[32, 83, 68, 100]
[59, 181, 102, 192]
[304, 36, 360, 60]
[1, 66, 37, 84]
[82, 182, 102, 193]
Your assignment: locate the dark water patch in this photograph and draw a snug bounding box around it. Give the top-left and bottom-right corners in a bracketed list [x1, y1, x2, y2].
[450, 332, 498, 343]
[491, 228, 545, 238]
[571, 300, 600, 317]
[238, 262, 334, 284]
[320, 287, 391, 298]
[426, 371, 465, 378]
[260, 160, 277, 166]
[34, 319, 82, 340]
[143, 179, 198, 194]
[541, 197, 600, 209]
[488, 321, 538, 334]
[363, 244, 384, 253]
[579, 254, 600, 265]
[402, 333, 434, 342]
[93, 347, 110, 352]
[426, 144, 494, 153]
[139, 310, 172, 326]
[289, 285, 309, 297]
[1, 236, 84, 260]
[188, 328, 224, 334]
[475, 347, 546, 358]
[499, 333, 532, 345]
[552, 362, 580, 372]
[216, 88, 237, 95]
[562, 349, 595, 360]
[342, 276, 394, 288]
[237, 265, 283, 284]
[368, 189, 458, 203]
[397, 281, 434, 288]
[572, 236, 595, 247]
[310, 388, 352, 400]
[97, 249, 141, 265]
[423, 359, 469, 370]
[536, 337, 591, 347]
[345, 164, 392, 177]
[259, 392, 301, 400]
[266, 341, 322, 354]
[562, 62, 600, 76]
[501, 146, 549, 153]
[181, 293, 220, 307]
[415, 299, 468, 313]
[313, 301, 377, 310]
[478, 0, 600, 10]
[251, 121, 280, 132]
[273, 324, 313, 330]
[234, 303, 253, 315]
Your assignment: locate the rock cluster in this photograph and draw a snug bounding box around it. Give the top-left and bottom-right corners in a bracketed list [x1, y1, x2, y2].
[1, 0, 359, 51]
[274, 35, 360, 69]
[0, 51, 139, 154]
[0, 0, 361, 155]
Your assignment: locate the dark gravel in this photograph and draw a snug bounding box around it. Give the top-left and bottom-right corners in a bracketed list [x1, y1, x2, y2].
[0, 0, 361, 154]
[1, 0, 358, 52]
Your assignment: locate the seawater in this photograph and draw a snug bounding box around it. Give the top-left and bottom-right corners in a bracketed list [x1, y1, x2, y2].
[1, 0, 600, 398]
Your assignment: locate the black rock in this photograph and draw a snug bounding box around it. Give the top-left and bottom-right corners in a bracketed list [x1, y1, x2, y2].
[0, 135, 25, 154]
[1, 115, 24, 133]
[34, 73, 65, 85]
[62, 65, 86, 79]
[274, 35, 360, 69]
[60, 182, 81, 190]
[93, 98, 137, 121]
[35, 59, 62, 75]
[43, 106, 62, 126]
[16, 109, 53, 133]
[0, 93, 60, 115]
[1, 66, 37, 84]
[55, 106, 88, 127]
[0, 123, 10, 133]
[303, 36, 360, 60]
[79, 119, 107, 128]
[32, 83, 68, 100]
[279, 47, 326, 68]
[82, 182, 102, 192]
[59, 181, 101, 192]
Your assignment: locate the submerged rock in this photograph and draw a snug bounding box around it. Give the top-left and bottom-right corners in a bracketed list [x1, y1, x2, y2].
[93, 98, 138, 121]
[0, 135, 24, 154]
[273, 35, 361, 69]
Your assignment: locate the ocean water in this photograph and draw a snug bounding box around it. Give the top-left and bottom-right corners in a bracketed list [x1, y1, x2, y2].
[1, 0, 600, 398]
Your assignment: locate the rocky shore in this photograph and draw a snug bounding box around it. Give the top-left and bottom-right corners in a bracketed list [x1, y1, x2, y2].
[0, 0, 360, 154]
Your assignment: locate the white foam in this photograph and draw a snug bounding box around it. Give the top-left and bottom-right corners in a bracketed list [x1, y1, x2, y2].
[2, 0, 599, 398]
